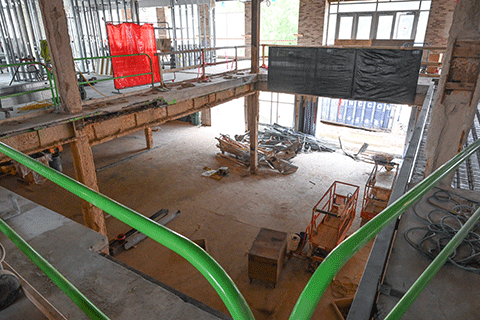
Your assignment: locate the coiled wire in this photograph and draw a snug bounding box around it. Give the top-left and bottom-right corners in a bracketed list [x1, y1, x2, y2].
[404, 188, 480, 273]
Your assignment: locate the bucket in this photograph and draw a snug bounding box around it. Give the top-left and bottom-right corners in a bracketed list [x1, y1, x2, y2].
[287, 233, 301, 252]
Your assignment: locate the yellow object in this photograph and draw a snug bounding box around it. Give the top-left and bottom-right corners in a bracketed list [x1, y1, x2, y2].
[40, 40, 50, 63]
[18, 100, 53, 112]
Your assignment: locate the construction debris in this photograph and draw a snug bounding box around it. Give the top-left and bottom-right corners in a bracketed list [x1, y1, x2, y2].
[202, 166, 229, 180]
[338, 137, 369, 161]
[215, 123, 335, 174]
[109, 209, 180, 256]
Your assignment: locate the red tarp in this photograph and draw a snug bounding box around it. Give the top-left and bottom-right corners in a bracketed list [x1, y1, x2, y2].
[106, 23, 160, 89]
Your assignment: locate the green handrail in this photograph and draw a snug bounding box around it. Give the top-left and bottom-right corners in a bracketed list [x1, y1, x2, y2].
[74, 53, 155, 87]
[0, 62, 58, 107]
[385, 205, 480, 320]
[289, 137, 480, 319]
[0, 218, 109, 319]
[0, 141, 254, 320]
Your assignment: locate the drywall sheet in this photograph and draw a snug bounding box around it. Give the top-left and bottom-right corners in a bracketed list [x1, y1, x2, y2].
[107, 23, 160, 89]
[267, 47, 422, 105]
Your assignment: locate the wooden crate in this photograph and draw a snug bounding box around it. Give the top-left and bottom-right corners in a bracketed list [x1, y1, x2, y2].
[248, 228, 287, 286]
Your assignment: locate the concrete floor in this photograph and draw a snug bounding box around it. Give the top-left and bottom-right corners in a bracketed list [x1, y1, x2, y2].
[0, 99, 406, 319]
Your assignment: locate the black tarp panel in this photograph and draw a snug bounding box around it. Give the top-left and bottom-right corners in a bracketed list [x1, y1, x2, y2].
[352, 49, 423, 104]
[267, 46, 422, 105]
[267, 47, 317, 94]
[314, 48, 356, 98]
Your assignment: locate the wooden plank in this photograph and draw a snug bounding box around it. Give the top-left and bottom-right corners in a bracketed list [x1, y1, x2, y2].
[38, 0, 82, 113]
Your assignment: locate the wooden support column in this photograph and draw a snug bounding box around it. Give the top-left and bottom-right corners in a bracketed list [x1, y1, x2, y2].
[248, 0, 261, 174]
[38, 0, 82, 114]
[144, 127, 154, 149]
[425, 0, 480, 179]
[71, 122, 107, 236]
[201, 109, 212, 126]
[248, 93, 260, 174]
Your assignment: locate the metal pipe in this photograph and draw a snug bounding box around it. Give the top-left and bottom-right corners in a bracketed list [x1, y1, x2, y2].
[70, 0, 88, 71]
[385, 205, 480, 320]
[122, 0, 127, 21]
[15, 0, 36, 72]
[184, 2, 190, 65]
[0, 2, 16, 76]
[201, 0, 206, 52]
[170, 1, 177, 68]
[87, 0, 100, 58]
[93, 0, 106, 56]
[0, 142, 255, 320]
[4, 0, 24, 81]
[289, 138, 480, 319]
[211, 6, 216, 62]
[74, 53, 154, 87]
[178, 4, 185, 67]
[11, 0, 31, 81]
[24, 0, 42, 65]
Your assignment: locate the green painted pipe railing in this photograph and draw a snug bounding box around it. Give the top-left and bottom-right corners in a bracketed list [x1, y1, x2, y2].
[0, 141, 254, 320]
[0, 62, 58, 107]
[0, 218, 109, 319]
[385, 204, 480, 319]
[74, 53, 155, 88]
[289, 137, 480, 319]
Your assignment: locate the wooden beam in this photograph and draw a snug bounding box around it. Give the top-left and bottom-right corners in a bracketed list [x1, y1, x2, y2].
[201, 108, 212, 126]
[144, 127, 154, 149]
[425, 0, 480, 178]
[248, 92, 259, 174]
[70, 122, 107, 236]
[248, 0, 260, 174]
[38, 0, 82, 114]
[251, 0, 260, 73]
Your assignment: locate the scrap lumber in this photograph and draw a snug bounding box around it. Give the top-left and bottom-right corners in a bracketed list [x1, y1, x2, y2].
[215, 123, 336, 174]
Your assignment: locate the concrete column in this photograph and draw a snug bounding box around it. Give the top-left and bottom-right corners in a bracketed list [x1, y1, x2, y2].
[201, 109, 212, 126]
[38, 0, 82, 114]
[425, 0, 480, 179]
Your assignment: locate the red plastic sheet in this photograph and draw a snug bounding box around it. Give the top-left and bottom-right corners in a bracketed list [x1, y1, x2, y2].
[106, 23, 160, 89]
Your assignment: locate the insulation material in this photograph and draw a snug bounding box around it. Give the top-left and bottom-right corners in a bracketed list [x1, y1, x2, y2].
[107, 23, 160, 89]
[268, 47, 422, 105]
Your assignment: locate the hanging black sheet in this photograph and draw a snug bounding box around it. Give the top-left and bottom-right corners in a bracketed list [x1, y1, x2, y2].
[267, 46, 422, 105]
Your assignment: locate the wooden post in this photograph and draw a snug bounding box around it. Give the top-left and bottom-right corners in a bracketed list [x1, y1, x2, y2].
[425, 0, 480, 179]
[144, 127, 154, 149]
[201, 109, 212, 126]
[248, 93, 260, 174]
[70, 124, 107, 236]
[248, 0, 261, 174]
[38, 0, 82, 114]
